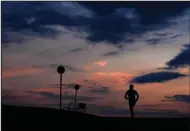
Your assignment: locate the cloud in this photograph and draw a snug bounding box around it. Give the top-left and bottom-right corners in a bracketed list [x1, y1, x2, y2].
[86, 8, 140, 44]
[170, 34, 183, 39]
[70, 48, 84, 52]
[83, 60, 108, 71]
[2, 89, 189, 117]
[2, 67, 45, 78]
[83, 65, 94, 71]
[102, 51, 121, 57]
[50, 64, 84, 72]
[146, 37, 164, 45]
[164, 94, 190, 103]
[157, 66, 176, 70]
[63, 83, 76, 89]
[2, 89, 62, 109]
[89, 72, 132, 85]
[2, 2, 91, 44]
[2, 90, 21, 101]
[145, 31, 184, 45]
[2, 89, 48, 105]
[29, 91, 103, 102]
[166, 44, 190, 68]
[93, 60, 108, 67]
[48, 2, 95, 18]
[84, 3, 189, 44]
[131, 71, 187, 84]
[2, 2, 189, 44]
[52, 83, 77, 89]
[89, 87, 110, 94]
[64, 65, 84, 72]
[83, 79, 97, 86]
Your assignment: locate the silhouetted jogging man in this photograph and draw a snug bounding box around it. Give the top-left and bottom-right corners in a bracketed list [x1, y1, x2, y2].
[125, 84, 139, 118]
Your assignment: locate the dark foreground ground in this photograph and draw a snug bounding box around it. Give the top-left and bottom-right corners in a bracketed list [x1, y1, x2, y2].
[2, 104, 189, 131]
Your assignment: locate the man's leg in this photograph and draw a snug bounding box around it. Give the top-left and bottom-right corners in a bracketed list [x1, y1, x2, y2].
[129, 106, 134, 118]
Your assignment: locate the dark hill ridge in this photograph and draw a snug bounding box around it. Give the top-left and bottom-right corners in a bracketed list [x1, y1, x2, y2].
[2, 104, 189, 131]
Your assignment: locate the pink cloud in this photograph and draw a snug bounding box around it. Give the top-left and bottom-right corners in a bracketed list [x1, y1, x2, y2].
[87, 72, 133, 86]
[93, 60, 108, 67]
[83, 60, 108, 71]
[83, 65, 94, 71]
[178, 67, 189, 74]
[2, 67, 45, 78]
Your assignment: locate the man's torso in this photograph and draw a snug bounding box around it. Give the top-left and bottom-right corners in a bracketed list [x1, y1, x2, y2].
[127, 90, 136, 101]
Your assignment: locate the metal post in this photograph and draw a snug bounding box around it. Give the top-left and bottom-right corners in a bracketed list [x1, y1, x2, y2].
[74, 90, 77, 112]
[60, 74, 62, 109]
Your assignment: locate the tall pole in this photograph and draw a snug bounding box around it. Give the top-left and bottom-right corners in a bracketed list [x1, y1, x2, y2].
[57, 65, 65, 110]
[60, 74, 62, 109]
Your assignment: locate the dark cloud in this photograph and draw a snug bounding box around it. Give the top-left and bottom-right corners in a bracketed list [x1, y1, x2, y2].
[82, 2, 189, 44]
[163, 94, 190, 103]
[89, 87, 110, 94]
[50, 64, 84, 72]
[131, 71, 187, 84]
[64, 65, 83, 72]
[62, 84, 76, 89]
[70, 48, 84, 52]
[145, 32, 182, 45]
[86, 14, 138, 44]
[51, 83, 76, 89]
[170, 34, 183, 39]
[156, 66, 176, 70]
[2, 31, 29, 44]
[84, 80, 110, 94]
[1, 2, 89, 43]
[153, 32, 172, 37]
[2, 1, 189, 44]
[84, 79, 89, 82]
[29, 91, 102, 102]
[102, 51, 121, 57]
[1, 89, 47, 105]
[83, 79, 97, 86]
[146, 38, 163, 45]
[2, 90, 20, 100]
[166, 44, 190, 68]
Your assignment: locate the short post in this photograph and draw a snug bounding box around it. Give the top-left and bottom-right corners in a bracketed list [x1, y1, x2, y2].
[74, 84, 80, 112]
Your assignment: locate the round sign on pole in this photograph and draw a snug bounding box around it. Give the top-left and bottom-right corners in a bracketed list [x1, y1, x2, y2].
[57, 66, 65, 74]
[75, 84, 80, 90]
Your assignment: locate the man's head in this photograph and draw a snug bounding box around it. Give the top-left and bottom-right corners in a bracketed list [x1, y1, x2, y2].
[129, 84, 134, 90]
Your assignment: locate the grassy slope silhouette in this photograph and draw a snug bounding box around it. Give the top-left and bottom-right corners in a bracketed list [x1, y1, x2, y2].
[2, 104, 189, 131]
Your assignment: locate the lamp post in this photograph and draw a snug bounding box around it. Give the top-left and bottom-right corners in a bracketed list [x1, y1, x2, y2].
[74, 84, 80, 112]
[57, 65, 65, 109]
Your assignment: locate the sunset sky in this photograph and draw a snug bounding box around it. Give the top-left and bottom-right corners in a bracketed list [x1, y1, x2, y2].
[2, 1, 190, 117]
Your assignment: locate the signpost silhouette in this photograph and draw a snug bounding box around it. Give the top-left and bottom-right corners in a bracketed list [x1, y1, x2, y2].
[57, 65, 65, 109]
[74, 84, 80, 112]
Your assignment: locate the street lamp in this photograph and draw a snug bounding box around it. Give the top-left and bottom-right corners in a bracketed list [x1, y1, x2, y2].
[57, 65, 65, 109]
[74, 84, 80, 112]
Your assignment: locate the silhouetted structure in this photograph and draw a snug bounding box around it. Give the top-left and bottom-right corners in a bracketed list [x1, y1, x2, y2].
[65, 103, 73, 111]
[77, 103, 86, 113]
[57, 65, 65, 109]
[74, 84, 80, 112]
[125, 84, 139, 118]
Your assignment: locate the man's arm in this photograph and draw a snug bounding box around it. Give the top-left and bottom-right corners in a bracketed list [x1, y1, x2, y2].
[124, 91, 128, 100]
[135, 91, 139, 102]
